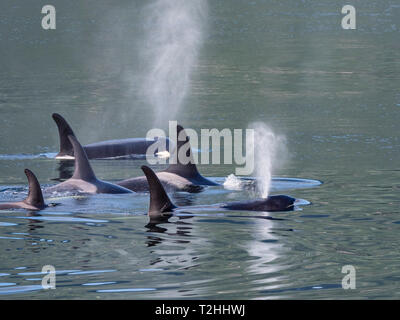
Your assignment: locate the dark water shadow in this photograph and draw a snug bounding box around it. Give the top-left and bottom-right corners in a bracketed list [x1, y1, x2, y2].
[51, 160, 74, 182]
[144, 216, 193, 248]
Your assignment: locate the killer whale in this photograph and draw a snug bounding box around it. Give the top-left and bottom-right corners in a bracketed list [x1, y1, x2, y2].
[117, 125, 219, 193]
[45, 135, 133, 194]
[52, 113, 172, 159]
[141, 165, 297, 222]
[0, 169, 46, 211]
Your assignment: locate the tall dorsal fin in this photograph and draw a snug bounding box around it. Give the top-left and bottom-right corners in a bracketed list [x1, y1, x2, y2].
[163, 124, 218, 186]
[141, 165, 176, 217]
[163, 124, 201, 178]
[23, 169, 45, 208]
[52, 113, 76, 157]
[68, 135, 97, 182]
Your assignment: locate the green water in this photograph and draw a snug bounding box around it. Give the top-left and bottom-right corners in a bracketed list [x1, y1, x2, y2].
[0, 0, 399, 299]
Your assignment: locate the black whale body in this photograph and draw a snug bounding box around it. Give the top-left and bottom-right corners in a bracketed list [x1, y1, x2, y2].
[220, 196, 296, 212]
[52, 113, 172, 159]
[45, 134, 133, 195]
[117, 124, 219, 193]
[140, 165, 297, 223]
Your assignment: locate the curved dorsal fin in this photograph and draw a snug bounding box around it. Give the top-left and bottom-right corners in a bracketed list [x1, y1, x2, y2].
[141, 165, 176, 216]
[163, 124, 201, 178]
[52, 113, 76, 157]
[23, 169, 45, 208]
[68, 135, 97, 182]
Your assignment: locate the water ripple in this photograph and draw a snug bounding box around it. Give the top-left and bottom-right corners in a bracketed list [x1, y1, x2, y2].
[95, 288, 156, 293]
[0, 285, 43, 295]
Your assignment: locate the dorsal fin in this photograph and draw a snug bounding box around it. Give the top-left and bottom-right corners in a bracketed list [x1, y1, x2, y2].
[163, 124, 218, 186]
[23, 169, 45, 208]
[68, 135, 97, 182]
[141, 165, 176, 217]
[52, 113, 76, 157]
[163, 124, 201, 178]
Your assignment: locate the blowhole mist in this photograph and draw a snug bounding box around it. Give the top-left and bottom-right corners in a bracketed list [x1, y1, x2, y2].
[140, 0, 208, 127]
[249, 122, 288, 198]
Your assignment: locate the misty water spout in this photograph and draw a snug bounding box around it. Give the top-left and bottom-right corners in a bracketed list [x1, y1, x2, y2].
[249, 122, 287, 198]
[141, 0, 207, 127]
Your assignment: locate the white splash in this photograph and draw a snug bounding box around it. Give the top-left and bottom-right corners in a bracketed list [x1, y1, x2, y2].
[248, 122, 288, 198]
[54, 155, 75, 160]
[223, 174, 244, 190]
[141, 0, 208, 126]
[155, 150, 170, 158]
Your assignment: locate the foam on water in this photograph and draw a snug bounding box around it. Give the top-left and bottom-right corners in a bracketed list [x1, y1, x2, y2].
[223, 174, 322, 192]
[223, 174, 244, 190]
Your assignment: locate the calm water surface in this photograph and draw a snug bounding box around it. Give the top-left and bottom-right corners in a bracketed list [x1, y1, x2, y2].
[0, 0, 399, 299]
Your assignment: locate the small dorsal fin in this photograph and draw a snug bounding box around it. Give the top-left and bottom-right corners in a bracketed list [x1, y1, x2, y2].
[163, 124, 201, 178]
[23, 169, 45, 208]
[68, 135, 97, 182]
[52, 113, 76, 157]
[141, 165, 176, 216]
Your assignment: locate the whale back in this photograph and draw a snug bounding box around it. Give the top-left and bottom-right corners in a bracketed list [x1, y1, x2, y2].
[221, 195, 296, 212]
[141, 165, 176, 216]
